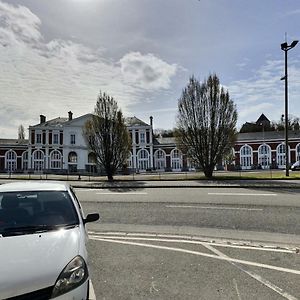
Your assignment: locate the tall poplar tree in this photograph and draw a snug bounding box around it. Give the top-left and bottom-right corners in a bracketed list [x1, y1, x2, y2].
[177, 74, 237, 178]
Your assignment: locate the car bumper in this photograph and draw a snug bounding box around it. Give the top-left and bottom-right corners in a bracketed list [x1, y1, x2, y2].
[52, 279, 89, 300]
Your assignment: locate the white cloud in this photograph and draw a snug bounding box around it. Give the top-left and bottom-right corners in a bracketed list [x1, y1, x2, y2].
[229, 58, 300, 126]
[0, 1, 42, 46]
[120, 51, 177, 89]
[0, 1, 180, 138]
[283, 9, 300, 17]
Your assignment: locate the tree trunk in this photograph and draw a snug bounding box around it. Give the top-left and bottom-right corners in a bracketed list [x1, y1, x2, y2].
[107, 174, 114, 181]
[203, 166, 214, 179]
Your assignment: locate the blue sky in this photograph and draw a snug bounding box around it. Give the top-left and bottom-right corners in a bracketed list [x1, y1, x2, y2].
[0, 0, 299, 138]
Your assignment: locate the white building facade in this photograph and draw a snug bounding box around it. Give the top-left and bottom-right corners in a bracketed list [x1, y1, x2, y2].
[24, 112, 185, 174]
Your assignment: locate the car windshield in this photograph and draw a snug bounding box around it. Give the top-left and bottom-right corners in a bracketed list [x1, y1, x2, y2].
[0, 191, 79, 236]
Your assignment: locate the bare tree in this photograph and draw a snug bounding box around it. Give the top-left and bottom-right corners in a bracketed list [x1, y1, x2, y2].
[176, 74, 237, 178]
[18, 125, 25, 140]
[272, 115, 300, 131]
[84, 92, 131, 181]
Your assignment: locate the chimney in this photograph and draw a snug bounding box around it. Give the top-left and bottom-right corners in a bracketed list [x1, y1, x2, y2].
[68, 111, 73, 121]
[40, 115, 46, 124]
[150, 116, 153, 127]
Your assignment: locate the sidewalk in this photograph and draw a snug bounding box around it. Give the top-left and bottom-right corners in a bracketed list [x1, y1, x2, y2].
[72, 179, 300, 189]
[1, 176, 300, 189]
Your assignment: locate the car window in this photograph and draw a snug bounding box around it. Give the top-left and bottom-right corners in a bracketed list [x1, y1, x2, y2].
[0, 191, 79, 233]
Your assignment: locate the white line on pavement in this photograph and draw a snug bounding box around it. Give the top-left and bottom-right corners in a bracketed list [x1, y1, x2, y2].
[90, 237, 300, 275]
[208, 192, 277, 196]
[88, 234, 294, 253]
[203, 243, 298, 300]
[165, 205, 263, 211]
[96, 192, 148, 195]
[88, 280, 97, 300]
[233, 279, 242, 300]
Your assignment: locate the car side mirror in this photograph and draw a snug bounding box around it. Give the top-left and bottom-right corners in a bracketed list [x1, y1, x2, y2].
[83, 213, 100, 224]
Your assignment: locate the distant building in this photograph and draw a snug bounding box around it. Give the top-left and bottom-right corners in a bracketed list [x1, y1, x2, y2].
[0, 139, 28, 172]
[27, 112, 94, 173]
[240, 113, 271, 133]
[235, 114, 300, 169]
[0, 112, 189, 174]
[1, 113, 300, 173]
[235, 130, 300, 170]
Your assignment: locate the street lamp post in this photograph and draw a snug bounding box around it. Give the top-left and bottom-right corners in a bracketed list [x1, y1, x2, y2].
[281, 40, 298, 177]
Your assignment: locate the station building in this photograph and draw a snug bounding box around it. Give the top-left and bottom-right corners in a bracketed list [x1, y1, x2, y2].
[0, 113, 300, 173]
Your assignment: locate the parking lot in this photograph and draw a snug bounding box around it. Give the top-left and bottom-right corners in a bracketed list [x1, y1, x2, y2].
[87, 231, 300, 300]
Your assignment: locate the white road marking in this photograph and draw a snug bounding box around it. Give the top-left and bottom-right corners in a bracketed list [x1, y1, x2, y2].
[88, 232, 295, 253]
[90, 236, 300, 275]
[204, 244, 298, 300]
[150, 281, 159, 293]
[208, 192, 277, 196]
[166, 205, 263, 211]
[233, 279, 242, 300]
[88, 280, 97, 300]
[96, 192, 148, 195]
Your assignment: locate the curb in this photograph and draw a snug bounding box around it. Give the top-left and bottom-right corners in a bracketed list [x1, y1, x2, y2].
[72, 184, 300, 189]
[1, 179, 300, 189]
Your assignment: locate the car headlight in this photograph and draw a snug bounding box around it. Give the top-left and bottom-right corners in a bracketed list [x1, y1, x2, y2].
[51, 255, 88, 298]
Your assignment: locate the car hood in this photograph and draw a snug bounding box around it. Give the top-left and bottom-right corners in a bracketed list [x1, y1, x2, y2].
[0, 226, 82, 299]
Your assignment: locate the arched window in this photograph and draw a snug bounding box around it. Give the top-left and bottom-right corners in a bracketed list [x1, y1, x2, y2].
[258, 144, 271, 169]
[88, 153, 97, 164]
[22, 151, 28, 170]
[137, 149, 149, 171]
[68, 151, 78, 173]
[5, 150, 17, 172]
[296, 144, 300, 162]
[240, 145, 252, 169]
[33, 150, 44, 171]
[154, 149, 166, 170]
[276, 143, 290, 168]
[86, 152, 97, 173]
[171, 149, 182, 171]
[68, 152, 77, 163]
[50, 150, 62, 169]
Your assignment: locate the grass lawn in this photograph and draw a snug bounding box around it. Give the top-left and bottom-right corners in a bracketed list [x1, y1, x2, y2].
[1, 170, 300, 181]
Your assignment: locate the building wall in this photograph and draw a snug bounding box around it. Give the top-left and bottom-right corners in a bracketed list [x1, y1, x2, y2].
[234, 137, 300, 169]
[2, 114, 300, 173]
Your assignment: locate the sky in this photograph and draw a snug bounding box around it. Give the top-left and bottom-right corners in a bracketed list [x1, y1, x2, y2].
[0, 0, 299, 138]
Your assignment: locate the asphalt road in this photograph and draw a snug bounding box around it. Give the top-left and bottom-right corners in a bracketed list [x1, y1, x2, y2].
[75, 187, 300, 300]
[77, 187, 300, 236]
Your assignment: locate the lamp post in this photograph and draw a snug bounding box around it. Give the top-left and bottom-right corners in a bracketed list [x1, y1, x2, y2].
[281, 40, 298, 177]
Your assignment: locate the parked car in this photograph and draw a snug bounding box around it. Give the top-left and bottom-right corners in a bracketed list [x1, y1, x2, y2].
[291, 161, 300, 171]
[0, 181, 99, 299]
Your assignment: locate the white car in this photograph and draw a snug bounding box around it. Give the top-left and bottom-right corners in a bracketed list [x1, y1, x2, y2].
[0, 181, 99, 299]
[291, 161, 300, 171]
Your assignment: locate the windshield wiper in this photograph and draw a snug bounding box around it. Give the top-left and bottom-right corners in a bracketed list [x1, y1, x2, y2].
[1, 225, 57, 235]
[1, 224, 78, 236]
